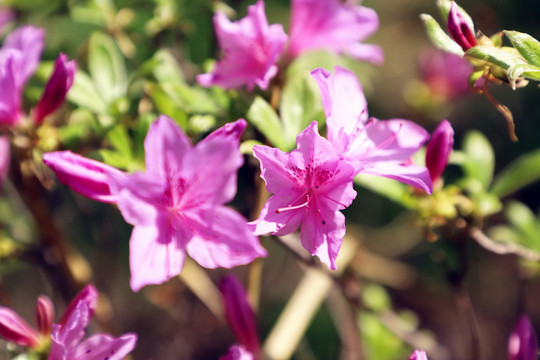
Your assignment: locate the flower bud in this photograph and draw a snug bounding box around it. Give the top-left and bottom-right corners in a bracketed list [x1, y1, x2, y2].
[219, 275, 260, 355]
[58, 284, 98, 327]
[42, 151, 126, 204]
[409, 350, 428, 360]
[35, 295, 55, 335]
[426, 120, 454, 184]
[0, 307, 40, 348]
[447, 1, 477, 51]
[33, 53, 76, 125]
[508, 315, 538, 360]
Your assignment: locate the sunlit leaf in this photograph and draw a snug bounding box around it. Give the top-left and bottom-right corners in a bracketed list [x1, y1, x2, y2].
[491, 148, 540, 197]
[462, 131, 494, 190]
[504, 30, 540, 67]
[419, 14, 463, 56]
[246, 96, 287, 150]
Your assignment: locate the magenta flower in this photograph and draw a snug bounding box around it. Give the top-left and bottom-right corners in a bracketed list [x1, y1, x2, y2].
[0, 50, 24, 125]
[0, 307, 41, 348]
[0, 136, 10, 186]
[311, 66, 432, 193]
[425, 120, 454, 184]
[42, 150, 126, 204]
[250, 121, 357, 270]
[409, 350, 428, 360]
[197, 0, 287, 91]
[447, 1, 477, 51]
[49, 284, 137, 360]
[221, 344, 255, 360]
[219, 275, 260, 356]
[508, 315, 538, 360]
[287, 0, 383, 65]
[35, 295, 55, 336]
[43, 116, 266, 291]
[33, 53, 76, 125]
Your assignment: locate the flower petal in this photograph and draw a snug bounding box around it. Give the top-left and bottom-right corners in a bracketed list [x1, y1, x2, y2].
[58, 284, 98, 327]
[0, 307, 40, 347]
[35, 295, 55, 336]
[426, 119, 454, 183]
[360, 163, 433, 194]
[74, 333, 137, 360]
[0, 50, 22, 126]
[186, 206, 266, 269]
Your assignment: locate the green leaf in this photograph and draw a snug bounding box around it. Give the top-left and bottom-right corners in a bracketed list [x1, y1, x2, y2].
[505, 201, 540, 246]
[465, 45, 527, 71]
[106, 125, 132, 158]
[280, 73, 324, 151]
[462, 131, 494, 190]
[491, 148, 540, 197]
[504, 30, 540, 67]
[88, 32, 127, 104]
[98, 149, 131, 169]
[67, 70, 108, 114]
[246, 96, 287, 150]
[354, 175, 417, 209]
[507, 63, 540, 87]
[240, 140, 264, 155]
[419, 14, 464, 56]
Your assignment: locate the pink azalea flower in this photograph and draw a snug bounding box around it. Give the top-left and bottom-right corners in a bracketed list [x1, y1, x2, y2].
[43, 117, 267, 291]
[221, 344, 255, 360]
[447, 1, 477, 52]
[197, 0, 287, 91]
[49, 284, 137, 360]
[0, 307, 41, 348]
[250, 121, 357, 270]
[425, 120, 454, 184]
[0, 50, 23, 125]
[409, 349, 428, 360]
[508, 315, 538, 360]
[219, 275, 260, 355]
[311, 66, 432, 194]
[287, 0, 383, 65]
[33, 53, 76, 125]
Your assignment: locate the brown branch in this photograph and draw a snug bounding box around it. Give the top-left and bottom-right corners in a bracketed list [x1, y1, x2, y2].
[470, 227, 540, 261]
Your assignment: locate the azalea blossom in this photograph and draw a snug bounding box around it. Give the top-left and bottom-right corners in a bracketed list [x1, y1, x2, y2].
[0, 26, 75, 126]
[48, 284, 137, 360]
[508, 315, 538, 360]
[219, 275, 260, 356]
[287, 0, 383, 65]
[425, 120, 454, 184]
[197, 0, 287, 90]
[409, 349, 428, 360]
[250, 121, 357, 270]
[311, 66, 432, 194]
[44, 116, 266, 291]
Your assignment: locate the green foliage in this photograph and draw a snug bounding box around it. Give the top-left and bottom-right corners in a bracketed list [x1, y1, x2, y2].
[419, 13, 464, 56]
[247, 96, 288, 151]
[491, 149, 540, 197]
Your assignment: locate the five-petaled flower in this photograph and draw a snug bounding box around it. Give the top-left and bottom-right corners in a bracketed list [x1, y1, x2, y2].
[197, 0, 287, 91]
[43, 116, 267, 291]
[287, 0, 383, 65]
[250, 121, 357, 270]
[311, 66, 432, 194]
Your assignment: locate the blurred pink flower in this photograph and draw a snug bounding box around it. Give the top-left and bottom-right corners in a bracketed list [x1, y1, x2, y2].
[35, 295, 55, 336]
[221, 344, 255, 360]
[44, 117, 266, 291]
[0, 307, 41, 348]
[287, 0, 383, 64]
[219, 275, 260, 356]
[447, 1, 477, 51]
[49, 284, 137, 360]
[409, 349, 428, 360]
[0, 135, 9, 185]
[425, 120, 454, 184]
[197, 0, 287, 90]
[250, 121, 357, 270]
[508, 315, 538, 360]
[311, 66, 432, 193]
[33, 53, 76, 125]
[419, 49, 472, 101]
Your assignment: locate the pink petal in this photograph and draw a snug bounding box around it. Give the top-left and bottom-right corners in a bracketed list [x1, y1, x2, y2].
[0, 307, 40, 348]
[219, 275, 260, 354]
[447, 1, 476, 51]
[186, 206, 266, 269]
[360, 162, 433, 194]
[1, 25, 45, 89]
[0, 136, 10, 183]
[35, 295, 55, 336]
[33, 53, 76, 124]
[288, 0, 381, 63]
[74, 333, 137, 360]
[508, 315, 537, 360]
[252, 145, 300, 194]
[221, 344, 255, 360]
[409, 350, 428, 360]
[203, 118, 247, 144]
[42, 151, 126, 204]
[50, 301, 91, 359]
[59, 284, 98, 327]
[0, 50, 23, 126]
[426, 120, 454, 183]
[129, 224, 187, 292]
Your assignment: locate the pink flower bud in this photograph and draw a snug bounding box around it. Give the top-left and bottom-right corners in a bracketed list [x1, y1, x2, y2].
[58, 284, 98, 327]
[447, 1, 477, 51]
[409, 350, 428, 360]
[508, 315, 538, 360]
[219, 275, 260, 355]
[33, 53, 76, 125]
[42, 151, 126, 204]
[221, 344, 255, 360]
[426, 120, 454, 183]
[34, 295, 55, 336]
[0, 307, 40, 348]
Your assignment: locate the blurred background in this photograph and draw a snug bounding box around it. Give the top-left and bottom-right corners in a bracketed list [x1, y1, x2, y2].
[1, 0, 540, 359]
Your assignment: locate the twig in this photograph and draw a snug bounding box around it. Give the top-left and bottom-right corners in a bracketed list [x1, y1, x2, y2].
[470, 227, 540, 261]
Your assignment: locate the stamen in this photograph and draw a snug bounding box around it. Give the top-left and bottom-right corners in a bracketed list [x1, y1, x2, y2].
[276, 197, 310, 213]
[321, 193, 348, 208]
